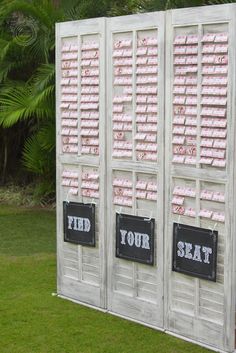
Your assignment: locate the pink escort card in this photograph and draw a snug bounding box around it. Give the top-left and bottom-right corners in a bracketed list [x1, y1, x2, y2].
[199, 209, 213, 219]
[172, 196, 184, 205]
[212, 212, 225, 222]
[200, 189, 213, 200]
[172, 205, 185, 215]
[212, 191, 225, 203]
[174, 35, 186, 45]
[184, 207, 196, 217]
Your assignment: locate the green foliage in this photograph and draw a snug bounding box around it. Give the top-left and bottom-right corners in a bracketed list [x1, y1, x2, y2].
[0, 184, 39, 206]
[107, 0, 147, 16]
[0, 83, 54, 127]
[30, 63, 55, 92]
[22, 133, 52, 174]
[0, 1, 58, 200]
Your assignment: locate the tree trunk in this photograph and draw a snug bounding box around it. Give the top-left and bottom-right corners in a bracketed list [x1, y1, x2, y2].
[2, 134, 8, 185]
[52, 0, 60, 8]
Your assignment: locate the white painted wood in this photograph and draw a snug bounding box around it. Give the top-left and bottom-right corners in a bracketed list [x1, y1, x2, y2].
[106, 12, 165, 329]
[56, 18, 107, 309]
[165, 5, 236, 352]
[56, 6, 236, 352]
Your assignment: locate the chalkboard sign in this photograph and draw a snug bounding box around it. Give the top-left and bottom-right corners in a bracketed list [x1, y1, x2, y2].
[172, 223, 218, 281]
[63, 201, 95, 246]
[116, 213, 155, 265]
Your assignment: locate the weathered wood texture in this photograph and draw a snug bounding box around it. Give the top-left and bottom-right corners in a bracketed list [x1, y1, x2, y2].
[56, 5, 236, 352]
[165, 5, 236, 352]
[106, 11, 165, 329]
[56, 18, 107, 309]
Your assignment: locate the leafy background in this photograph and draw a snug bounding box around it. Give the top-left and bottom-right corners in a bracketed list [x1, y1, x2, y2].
[0, 0, 232, 203]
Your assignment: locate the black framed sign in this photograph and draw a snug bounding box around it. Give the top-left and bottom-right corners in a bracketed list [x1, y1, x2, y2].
[172, 223, 218, 281]
[116, 213, 155, 265]
[63, 201, 95, 246]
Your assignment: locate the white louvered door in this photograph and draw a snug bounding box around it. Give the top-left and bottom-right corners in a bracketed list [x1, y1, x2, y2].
[106, 12, 165, 328]
[165, 5, 236, 352]
[56, 18, 107, 308]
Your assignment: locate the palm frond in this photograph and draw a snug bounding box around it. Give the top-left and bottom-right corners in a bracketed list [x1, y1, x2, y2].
[108, 0, 147, 16]
[0, 0, 62, 64]
[0, 61, 17, 82]
[23, 28, 52, 64]
[0, 0, 53, 28]
[22, 132, 54, 175]
[66, 0, 112, 19]
[32, 85, 55, 106]
[0, 38, 13, 61]
[22, 135, 44, 174]
[0, 82, 54, 127]
[29, 64, 55, 92]
[37, 120, 55, 152]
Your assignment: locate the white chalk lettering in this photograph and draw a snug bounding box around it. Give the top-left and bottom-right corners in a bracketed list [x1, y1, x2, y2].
[68, 216, 74, 230]
[142, 234, 150, 250]
[193, 245, 202, 262]
[84, 218, 91, 232]
[120, 230, 150, 249]
[177, 242, 213, 264]
[74, 217, 83, 231]
[67, 216, 91, 232]
[120, 230, 127, 245]
[202, 246, 212, 264]
[134, 232, 142, 248]
[127, 231, 135, 246]
[177, 241, 184, 257]
[184, 242, 193, 260]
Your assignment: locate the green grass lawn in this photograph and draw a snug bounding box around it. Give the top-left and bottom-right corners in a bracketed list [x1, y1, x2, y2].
[0, 205, 212, 353]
